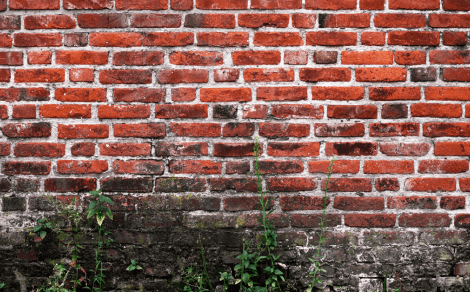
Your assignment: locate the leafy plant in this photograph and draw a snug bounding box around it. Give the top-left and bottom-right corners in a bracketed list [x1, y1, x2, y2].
[37, 263, 71, 292]
[306, 157, 335, 292]
[86, 189, 113, 226]
[0, 283, 4, 289]
[219, 271, 234, 292]
[183, 266, 209, 292]
[34, 218, 55, 239]
[126, 260, 142, 272]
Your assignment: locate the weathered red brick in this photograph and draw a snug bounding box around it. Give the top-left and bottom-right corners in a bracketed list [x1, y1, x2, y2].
[280, 196, 327, 211]
[341, 51, 393, 65]
[2, 123, 50, 138]
[14, 142, 64, 157]
[370, 123, 419, 137]
[306, 32, 357, 46]
[364, 160, 414, 174]
[268, 142, 319, 157]
[155, 142, 208, 156]
[10, 0, 59, 9]
[309, 160, 359, 173]
[196, 0, 247, 9]
[314, 123, 365, 137]
[322, 178, 372, 192]
[345, 214, 395, 228]
[98, 105, 150, 119]
[375, 13, 425, 28]
[45, 178, 96, 193]
[197, 32, 248, 47]
[268, 178, 317, 192]
[375, 178, 400, 191]
[325, 142, 378, 156]
[320, 13, 370, 28]
[441, 197, 466, 210]
[272, 104, 323, 119]
[3, 161, 51, 175]
[58, 124, 109, 139]
[170, 51, 222, 66]
[14, 33, 62, 47]
[405, 178, 456, 192]
[244, 68, 294, 82]
[327, 105, 377, 119]
[114, 124, 165, 138]
[259, 123, 309, 138]
[361, 31, 385, 46]
[0, 52, 22, 65]
[171, 123, 221, 137]
[213, 143, 258, 157]
[55, 88, 106, 102]
[334, 197, 384, 211]
[390, 0, 439, 9]
[12, 104, 35, 119]
[258, 160, 303, 174]
[184, 13, 234, 28]
[399, 213, 450, 227]
[158, 69, 208, 84]
[71, 143, 95, 156]
[380, 142, 430, 156]
[100, 143, 151, 156]
[69, 68, 94, 82]
[254, 32, 303, 46]
[388, 31, 440, 46]
[306, 0, 356, 10]
[57, 160, 108, 174]
[239, 14, 289, 28]
[300, 68, 351, 82]
[222, 123, 255, 137]
[27, 51, 51, 64]
[116, 0, 167, 10]
[15, 69, 65, 83]
[39, 105, 90, 118]
[370, 87, 420, 101]
[143, 32, 193, 46]
[312, 87, 364, 100]
[424, 122, 470, 137]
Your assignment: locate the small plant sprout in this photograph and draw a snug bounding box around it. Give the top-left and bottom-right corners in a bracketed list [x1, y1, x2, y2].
[86, 189, 114, 226]
[0, 283, 4, 289]
[34, 218, 55, 239]
[126, 260, 142, 272]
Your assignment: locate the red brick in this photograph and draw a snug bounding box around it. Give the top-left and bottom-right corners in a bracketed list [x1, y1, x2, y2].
[0, 34, 12, 47]
[155, 142, 208, 156]
[430, 51, 470, 64]
[389, 0, 439, 9]
[419, 160, 469, 174]
[399, 213, 450, 227]
[130, 14, 181, 28]
[429, 14, 470, 28]
[443, 68, 470, 82]
[226, 161, 250, 174]
[213, 143, 258, 157]
[170, 160, 221, 174]
[232, 51, 280, 65]
[98, 105, 150, 119]
[370, 122, 419, 137]
[2, 123, 50, 138]
[251, 0, 301, 9]
[388, 31, 440, 46]
[0, 69, 9, 82]
[309, 160, 360, 173]
[113, 160, 164, 175]
[197, 32, 248, 47]
[158, 69, 208, 84]
[238, 14, 289, 28]
[370, 87, 420, 101]
[57, 160, 107, 174]
[25, 15, 75, 29]
[89, 32, 143, 47]
[259, 123, 309, 138]
[196, 0, 247, 9]
[300, 68, 351, 82]
[327, 105, 377, 119]
[14, 33, 61, 47]
[170, 51, 222, 66]
[271, 104, 323, 119]
[113, 51, 163, 66]
[55, 88, 106, 102]
[214, 68, 239, 82]
[169, 195, 219, 211]
[375, 14, 425, 28]
[411, 103, 462, 118]
[312, 87, 364, 100]
[12, 105, 35, 119]
[364, 160, 414, 174]
[71, 143, 94, 156]
[345, 214, 395, 228]
[211, 178, 257, 193]
[116, 0, 167, 10]
[435, 142, 470, 156]
[257, 86, 307, 101]
[14, 142, 64, 157]
[0, 52, 22, 65]
[325, 142, 378, 156]
[268, 142, 320, 157]
[69, 69, 94, 82]
[455, 214, 470, 228]
[100, 143, 151, 156]
[100, 69, 152, 84]
[341, 51, 392, 65]
[39, 104, 90, 118]
[2, 161, 51, 175]
[380, 142, 431, 156]
[426, 87, 470, 101]
[78, 13, 127, 28]
[314, 51, 338, 64]
[244, 68, 294, 82]
[26, 51, 51, 65]
[64, 0, 113, 9]
[223, 196, 270, 211]
[375, 178, 400, 191]
[361, 32, 385, 46]
[315, 123, 365, 137]
[441, 197, 466, 210]
[184, 14, 234, 28]
[389, 196, 439, 209]
[58, 124, 109, 139]
[254, 32, 303, 46]
[0, 143, 9, 156]
[444, 0, 470, 10]
[290, 13, 316, 28]
[320, 14, 370, 28]
[143, 32, 193, 46]
[280, 196, 327, 211]
[357, 68, 406, 82]
[0, 88, 50, 102]
[15, 69, 64, 83]
[322, 178, 372, 192]
[334, 197, 384, 211]
[405, 178, 456, 192]
[114, 88, 165, 103]
[306, 32, 357, 46]
[284, 51, 308, 65]
[360, 0, 385, 9]
[213, 105, 238, 119]
[412, 68, 440, 82]
[443, 32, 467, 45]
[45, 178, 96, 193]
[64, 33, 88, 46]
[10, 0, 59, 9]
[171, 123, 221, 137]
[200, 88, 251, 102]
[222, 123, 255, 137]
[424, 122, 470, 137]
[155, 104, 207, 119]
[0, 16, 20, 30]
[258, 160, 303, 174]
[113, 124, 165, 138]
[0, 105, 6, 120]
[268, 178, 317, 192]
[306, 0, 356, 10]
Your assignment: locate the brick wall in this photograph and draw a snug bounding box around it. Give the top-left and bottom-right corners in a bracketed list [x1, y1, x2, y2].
[1, 0, 470, 290]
